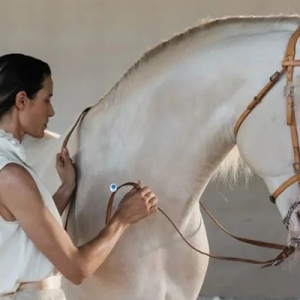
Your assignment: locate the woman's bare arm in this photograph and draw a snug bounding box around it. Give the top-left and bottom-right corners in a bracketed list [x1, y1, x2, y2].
[52, 183, 75, 215]
[0, 163, 157, 285]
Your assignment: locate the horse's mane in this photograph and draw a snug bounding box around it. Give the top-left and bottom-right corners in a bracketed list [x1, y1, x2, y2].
[117, 15, 300, 87]
[213, 146, 252, 185]
[92, 15, 300, 184]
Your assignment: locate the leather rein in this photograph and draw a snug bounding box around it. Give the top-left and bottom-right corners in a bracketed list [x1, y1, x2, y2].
[62, 26, 300, 268]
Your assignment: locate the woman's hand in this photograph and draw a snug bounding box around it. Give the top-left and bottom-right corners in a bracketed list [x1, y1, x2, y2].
[116, 181, 158, 225]
[55, 147, 76, 190]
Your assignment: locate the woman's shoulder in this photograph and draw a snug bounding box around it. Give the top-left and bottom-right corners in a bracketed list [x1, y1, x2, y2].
[0, 130, 28, 170]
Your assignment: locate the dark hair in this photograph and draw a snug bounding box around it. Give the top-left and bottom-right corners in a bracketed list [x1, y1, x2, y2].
[0, 53, 51, 118]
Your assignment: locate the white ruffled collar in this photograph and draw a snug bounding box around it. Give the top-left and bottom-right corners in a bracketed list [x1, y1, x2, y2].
[0, 129, 27, 161]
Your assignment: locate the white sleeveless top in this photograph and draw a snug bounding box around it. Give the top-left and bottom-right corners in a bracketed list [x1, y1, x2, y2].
[0, 130, 62, 295]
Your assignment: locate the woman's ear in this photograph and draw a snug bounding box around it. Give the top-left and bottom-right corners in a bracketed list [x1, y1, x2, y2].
[15, 91, 27, 111]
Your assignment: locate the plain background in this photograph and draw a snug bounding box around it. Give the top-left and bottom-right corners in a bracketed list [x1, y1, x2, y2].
[2, 1, 300, 298]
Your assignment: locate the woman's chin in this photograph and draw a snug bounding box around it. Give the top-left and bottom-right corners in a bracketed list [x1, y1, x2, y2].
[29, 130, 45, 139]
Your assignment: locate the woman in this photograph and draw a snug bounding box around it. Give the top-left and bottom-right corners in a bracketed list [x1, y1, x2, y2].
[0, 54, 158, 300]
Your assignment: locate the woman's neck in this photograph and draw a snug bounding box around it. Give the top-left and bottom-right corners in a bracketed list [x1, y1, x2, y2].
[0, 113, 24, 142]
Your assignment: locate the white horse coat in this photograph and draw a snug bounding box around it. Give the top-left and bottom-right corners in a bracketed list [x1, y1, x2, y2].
[35, 16, 300, 300]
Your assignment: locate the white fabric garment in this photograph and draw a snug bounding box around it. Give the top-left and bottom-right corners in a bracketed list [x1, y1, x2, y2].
[0, 130, 63, 295]
[0, 287, 66, 300]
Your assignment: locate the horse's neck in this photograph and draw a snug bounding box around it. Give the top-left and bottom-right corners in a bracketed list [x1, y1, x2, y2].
[81, 23, 298, 207]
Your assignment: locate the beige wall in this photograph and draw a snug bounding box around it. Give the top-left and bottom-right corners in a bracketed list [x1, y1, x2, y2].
[2, 0, 300, 134]
[2, 1, 300, 298]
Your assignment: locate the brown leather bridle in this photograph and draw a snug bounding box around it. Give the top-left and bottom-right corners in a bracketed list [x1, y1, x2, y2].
[62, 26, 300, 268]
[234, 26, 300, 210]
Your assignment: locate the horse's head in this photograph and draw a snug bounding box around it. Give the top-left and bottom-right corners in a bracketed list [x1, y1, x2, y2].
[231, 25, 300, 243]
[235, 72, 300, 240]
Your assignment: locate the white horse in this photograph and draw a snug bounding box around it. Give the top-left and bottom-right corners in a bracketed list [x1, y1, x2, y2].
[36, 15, 300, 300]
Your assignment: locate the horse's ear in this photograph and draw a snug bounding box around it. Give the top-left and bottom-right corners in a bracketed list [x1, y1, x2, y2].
[44, 129, 61, 140]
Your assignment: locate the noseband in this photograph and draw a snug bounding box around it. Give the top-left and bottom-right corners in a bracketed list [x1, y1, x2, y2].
[62, 26, 300, 268]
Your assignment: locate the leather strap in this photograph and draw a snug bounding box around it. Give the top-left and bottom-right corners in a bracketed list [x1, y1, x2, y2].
[234, 68, 286, 137]
[269, 174, 300, 204]
[61, 106, 92, 152]
[284, 27, 300, 59]
[105, 182, 138, 225]
[282, 60, 300, 67]
[105, 182, 293, 267]
[200, 201, 285, 250]
[62, 106, 92, 231]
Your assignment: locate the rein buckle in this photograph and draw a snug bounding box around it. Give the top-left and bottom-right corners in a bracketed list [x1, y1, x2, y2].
[272, 246, 295, 266]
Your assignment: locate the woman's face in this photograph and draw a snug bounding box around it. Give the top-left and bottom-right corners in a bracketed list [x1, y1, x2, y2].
[21, 75, 55, 138]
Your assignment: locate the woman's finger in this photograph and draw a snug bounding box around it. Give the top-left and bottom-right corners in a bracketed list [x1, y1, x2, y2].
[144, 191, 155, 200]
[148, 196, 158, 207]
[149, 205, 158, 214]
